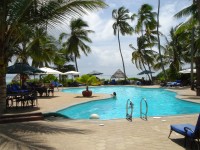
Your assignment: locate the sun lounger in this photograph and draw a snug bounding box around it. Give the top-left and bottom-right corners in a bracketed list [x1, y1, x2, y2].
[168, 114, 200, 149]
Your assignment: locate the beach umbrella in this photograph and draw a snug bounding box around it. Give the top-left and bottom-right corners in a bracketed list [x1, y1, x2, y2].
[87, 70, 103, 75]
[7, 63, 44, 74]
[63, 71, 80, 80]
[38, 67, 63, 74]
[137, 70, 155, 75]
[179, 68, 196, 74]
[7, 63, 45, 85]
[111, 69, 126, 79]
[63, 71, 80, 75]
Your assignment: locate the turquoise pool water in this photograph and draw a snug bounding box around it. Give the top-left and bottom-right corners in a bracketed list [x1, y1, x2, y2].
[58, 86, 200, 120]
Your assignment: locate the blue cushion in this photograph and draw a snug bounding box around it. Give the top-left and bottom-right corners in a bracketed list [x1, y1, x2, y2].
[171, 124, 195, 137]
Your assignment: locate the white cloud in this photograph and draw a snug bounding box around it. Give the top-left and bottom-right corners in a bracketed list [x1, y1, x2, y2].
[47, 0, 192, 79]
[83, 12, 114, 42]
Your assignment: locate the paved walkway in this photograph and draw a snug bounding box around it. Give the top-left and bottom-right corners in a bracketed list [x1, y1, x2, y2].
[0, 86, 200, 150]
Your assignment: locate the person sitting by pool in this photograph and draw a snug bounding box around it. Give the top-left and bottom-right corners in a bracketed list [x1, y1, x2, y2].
[48, 83, 54, 96]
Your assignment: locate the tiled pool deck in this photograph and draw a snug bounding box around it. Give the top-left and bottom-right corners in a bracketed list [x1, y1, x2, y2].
[0, 85, 199, 150]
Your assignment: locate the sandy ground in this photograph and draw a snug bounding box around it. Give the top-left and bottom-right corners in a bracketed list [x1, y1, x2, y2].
[1, 85, 200, 150]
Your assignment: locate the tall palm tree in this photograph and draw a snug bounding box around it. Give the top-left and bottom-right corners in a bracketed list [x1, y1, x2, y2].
[174, 0, 199, 90]
[157, 0, 167, 81]
[0, 0, 107, 113]
[59, 18, 94, 72]
[135, 4, 157, 35]
[112, 7, 134, 81]
[135, 4, 157, 81]
[195, 0, 200, 22]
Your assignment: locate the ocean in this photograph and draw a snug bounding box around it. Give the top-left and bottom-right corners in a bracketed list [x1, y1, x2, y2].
[6, 74, 16, 84]
[6, 74, 40, 84]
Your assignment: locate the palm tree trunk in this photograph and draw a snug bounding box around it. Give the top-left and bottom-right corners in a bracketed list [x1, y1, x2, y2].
[149, 48, 154, 81]
[157, 0, 167, 81]
[196, 0, 200, 23]
[142, 62, 151, 81]
[74, 55, 79, 72]
[195, 56, 200, 96]
[0, 53, 7, 114]
[0, 2, 8, 114]
[143, 49, 152, 81]
[147, 63, 153, 81]
[117, 29, 127, 81]
[191, 27, 195, 90]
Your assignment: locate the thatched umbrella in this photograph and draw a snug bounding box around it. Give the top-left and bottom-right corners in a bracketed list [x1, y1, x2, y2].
[111, 69, 127, 79]
[12, 74, 30, 82]
[12, 74, 20, 82]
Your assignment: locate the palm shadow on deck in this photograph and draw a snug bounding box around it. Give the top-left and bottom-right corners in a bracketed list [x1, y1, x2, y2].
[4, 107, 41, 114]
[0, 121, 93, 150]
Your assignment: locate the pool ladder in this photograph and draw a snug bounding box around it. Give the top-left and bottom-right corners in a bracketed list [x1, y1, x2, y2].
[140, 98, 148, 120]
[126, 99, 134, 122]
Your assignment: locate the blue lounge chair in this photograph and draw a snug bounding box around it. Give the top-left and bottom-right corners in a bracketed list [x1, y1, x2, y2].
[166, 80, 181, 87]
[7, 84, 29, 94]
[51, 81, 63, 91]
[168, 114, 200, 149]
[51, 81, 63, 87]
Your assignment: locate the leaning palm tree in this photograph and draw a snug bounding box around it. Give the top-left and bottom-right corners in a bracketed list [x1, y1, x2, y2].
[112, 6, 134, 81]
[130, 36, 156, 81]
[0, 0, 107, 114]
[59, 18, 94, 72]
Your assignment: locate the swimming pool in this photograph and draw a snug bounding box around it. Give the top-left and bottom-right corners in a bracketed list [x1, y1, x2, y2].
[58, 86, 200, 120]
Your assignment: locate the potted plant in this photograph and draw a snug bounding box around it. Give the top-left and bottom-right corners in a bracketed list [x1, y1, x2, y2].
[76, 75, 100, 97]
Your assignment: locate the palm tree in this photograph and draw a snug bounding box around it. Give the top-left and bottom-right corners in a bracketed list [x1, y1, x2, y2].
[135, 4, 157, 81]
[0, 0, 107, 113]
[174, 0, 200, 91]
[159, 27, 190, 80]
[112, 7, 134, 81]
[54, 48, 74, 83]
[29, 27, 58, 67]
[157, 0, 167, 81]
[130, 36, 157, 81]
[135, 4, 157, 35]
[59, 18, 94, 72]
[14, 27, 58, 67]
[198, 0, 200, 21]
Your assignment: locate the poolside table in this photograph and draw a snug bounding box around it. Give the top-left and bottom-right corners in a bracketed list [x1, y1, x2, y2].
[6, 92, 38, 108]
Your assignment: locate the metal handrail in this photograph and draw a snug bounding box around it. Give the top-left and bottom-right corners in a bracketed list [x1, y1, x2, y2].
[126, 99, 134, 122]
[140, 98, 148, 120]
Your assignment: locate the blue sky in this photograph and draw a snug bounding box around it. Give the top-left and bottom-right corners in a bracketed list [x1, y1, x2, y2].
[51, 0, 192, 79]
